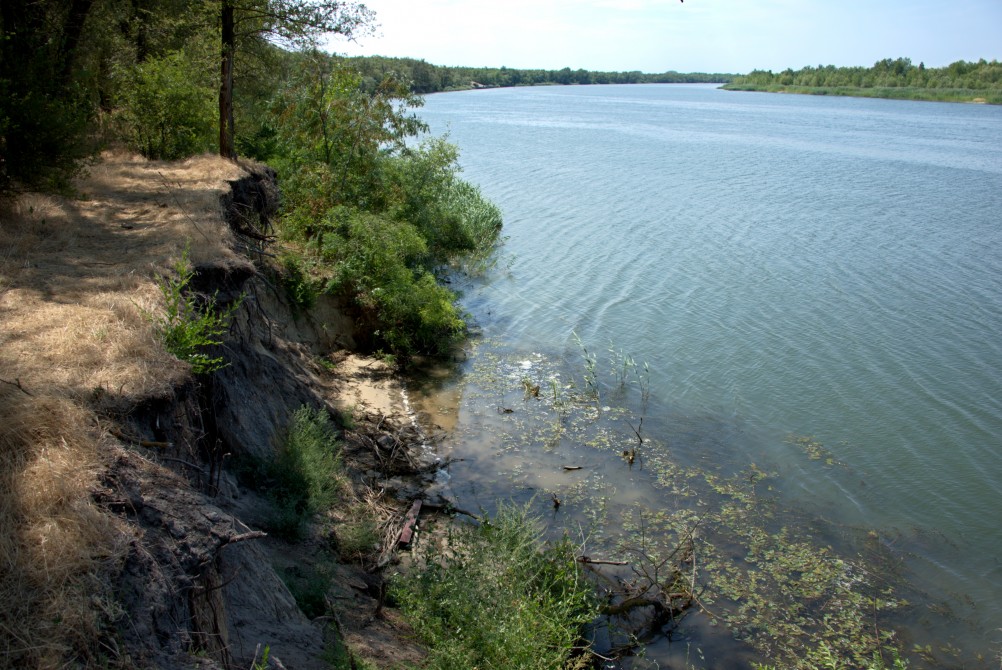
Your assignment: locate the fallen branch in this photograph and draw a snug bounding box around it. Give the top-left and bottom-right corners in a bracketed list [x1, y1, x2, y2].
[219, 530, 267, 547]
[108, 426, 173, 449]
[577, 556, 628, 566]
[0, 377, 33, 396]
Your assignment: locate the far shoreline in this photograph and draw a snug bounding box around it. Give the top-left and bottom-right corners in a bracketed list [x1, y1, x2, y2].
[721, 83, 1000, 105]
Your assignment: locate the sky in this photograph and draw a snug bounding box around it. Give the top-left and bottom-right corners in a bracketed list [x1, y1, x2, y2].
[326, 0, 1002, 74]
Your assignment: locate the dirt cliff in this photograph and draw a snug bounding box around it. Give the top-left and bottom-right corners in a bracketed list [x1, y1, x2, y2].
[0, 152, 434, 669]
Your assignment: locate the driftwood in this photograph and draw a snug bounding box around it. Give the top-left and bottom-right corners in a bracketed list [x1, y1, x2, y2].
[577, 556, 628, 566]
[0, 377, 33, 396]
[397, 499, 422, 546]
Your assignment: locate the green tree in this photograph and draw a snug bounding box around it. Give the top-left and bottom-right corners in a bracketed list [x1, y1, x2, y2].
[215, 0, 375, 158]
[115, 48, 217, 159]
[0, 0, 98, 192]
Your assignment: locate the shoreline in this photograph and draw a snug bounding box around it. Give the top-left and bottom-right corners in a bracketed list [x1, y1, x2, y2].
[0, 151, 458, 669]
[721, 82, 1000, 105]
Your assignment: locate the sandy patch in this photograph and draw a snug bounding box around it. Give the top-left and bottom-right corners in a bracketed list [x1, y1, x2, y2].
[332, 354, 403, 419]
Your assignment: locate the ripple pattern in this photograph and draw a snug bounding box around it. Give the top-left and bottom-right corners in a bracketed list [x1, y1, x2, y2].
[420, 84, 1002, 637]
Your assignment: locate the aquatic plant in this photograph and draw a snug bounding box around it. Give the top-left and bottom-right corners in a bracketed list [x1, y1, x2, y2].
[454, 340, 919, 667]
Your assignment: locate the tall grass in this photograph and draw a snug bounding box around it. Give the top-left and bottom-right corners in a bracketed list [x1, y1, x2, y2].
[234, 406, 350, 541]
[391, 502, 598, 670]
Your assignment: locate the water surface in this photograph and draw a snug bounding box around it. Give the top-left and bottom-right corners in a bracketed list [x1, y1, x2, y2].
[414, 84, 1002, 664]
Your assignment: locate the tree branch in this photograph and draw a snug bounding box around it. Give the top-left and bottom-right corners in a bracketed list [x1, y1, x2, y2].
[0, 377, 33, 396]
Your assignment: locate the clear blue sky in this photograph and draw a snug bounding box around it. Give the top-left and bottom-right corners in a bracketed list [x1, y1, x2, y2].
[327, 0, 1002, 74]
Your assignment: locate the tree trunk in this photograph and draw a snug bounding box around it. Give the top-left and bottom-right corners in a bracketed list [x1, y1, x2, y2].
[58, 0, 95, 86]
[219, 0, 236, 159]
[130, 0, 149, 63]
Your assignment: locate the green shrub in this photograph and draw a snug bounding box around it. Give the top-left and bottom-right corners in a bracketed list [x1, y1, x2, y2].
[385, 138, 503, 262]
[278, 252, 318, 313]
[115, 50, 216, 160]
[257, 406, 347, 541]
[307, 205, 465, 355]
[150, 246, 242, 374]
[391, 502, 598, 670]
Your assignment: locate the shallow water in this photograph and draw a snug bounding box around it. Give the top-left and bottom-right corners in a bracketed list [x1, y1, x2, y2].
[412, 84, 1002, 665]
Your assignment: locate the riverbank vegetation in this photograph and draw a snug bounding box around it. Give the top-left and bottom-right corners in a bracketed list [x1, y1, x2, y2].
[392, 502, 599, 670]
[4, 2, 998, 667]
[724, 57, 1002, 104]
[267, 53, 503, 355]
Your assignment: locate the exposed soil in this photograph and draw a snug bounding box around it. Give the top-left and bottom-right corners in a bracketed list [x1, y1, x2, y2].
[0, 152, 447, 669]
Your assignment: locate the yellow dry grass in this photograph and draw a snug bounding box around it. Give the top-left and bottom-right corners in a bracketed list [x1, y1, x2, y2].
[0, 389, 126, 667]
[0, 150, 258, 667]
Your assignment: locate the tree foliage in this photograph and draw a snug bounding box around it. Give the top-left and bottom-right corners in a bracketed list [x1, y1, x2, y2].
[346, 55, 736, 93]
[272, 52, 502, 355]
[114, 48, 217, 159]
[726, 58, 1002, 104]
[215, 0, 375, 157]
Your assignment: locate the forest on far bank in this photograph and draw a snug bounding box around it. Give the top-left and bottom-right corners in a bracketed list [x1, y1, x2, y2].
[724, 57, 1002, 104]
[346, 56, 735, 93]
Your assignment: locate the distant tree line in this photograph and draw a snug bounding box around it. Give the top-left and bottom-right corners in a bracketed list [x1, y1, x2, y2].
[725, 58, 1002, 103]
[346, 56, 735, 94]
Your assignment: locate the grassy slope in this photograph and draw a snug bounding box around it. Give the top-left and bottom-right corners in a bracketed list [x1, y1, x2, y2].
[0, 152, 251, 666]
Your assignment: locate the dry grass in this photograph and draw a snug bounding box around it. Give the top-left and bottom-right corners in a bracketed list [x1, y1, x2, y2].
[0, 389, 127, 667]
[0, 151, 259, 667]
[0, 151, 254, 402]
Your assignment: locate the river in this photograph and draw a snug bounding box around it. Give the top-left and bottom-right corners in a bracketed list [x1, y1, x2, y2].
[410, 84, 1002, 668]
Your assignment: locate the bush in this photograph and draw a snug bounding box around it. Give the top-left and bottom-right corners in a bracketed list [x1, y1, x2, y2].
[271, 57, 503, 358]
[391, 502, 598, 670]
[385, 138, 503, 262]
[301, 205, 466, 355]
[265, 406, 348, 540]
[150, 246, 242, 374]
[115, 50, 216, 160]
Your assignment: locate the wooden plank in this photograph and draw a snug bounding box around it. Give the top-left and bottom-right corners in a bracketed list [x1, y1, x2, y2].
[398, 499, 422, 546]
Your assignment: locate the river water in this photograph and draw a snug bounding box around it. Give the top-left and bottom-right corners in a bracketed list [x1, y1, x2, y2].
[411, 84, 1002, 667]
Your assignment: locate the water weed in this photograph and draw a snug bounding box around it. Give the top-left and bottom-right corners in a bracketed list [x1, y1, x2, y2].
[454, 340, 926, 667]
